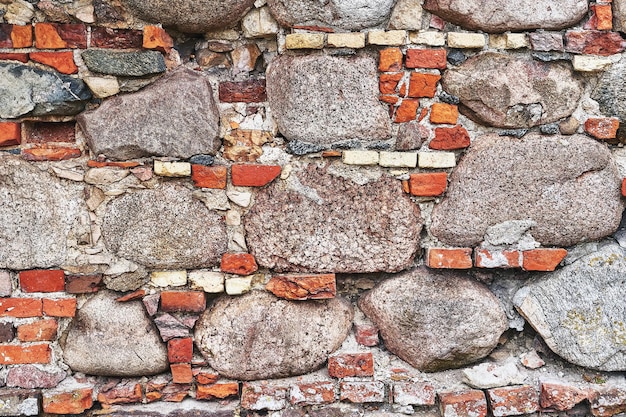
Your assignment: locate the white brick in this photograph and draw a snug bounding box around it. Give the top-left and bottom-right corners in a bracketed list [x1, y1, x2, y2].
[410, 31, 446, 46]
[505, 33, 528, 49]
[379, 151, 418, 168]
[368, 30, 407, 46]
[418, 152, 456, 168]
[342, 150, 379, 166]
[327, 32, 366, 48]
[285, 33, 324, 49]
[572, 55, 613, 72]
[154, 161, 191, 177]
[151, 270, 187, 287]
[189, 270, 225, 293]
[447, 32, 485, 49]
[225, 277, 252, 295]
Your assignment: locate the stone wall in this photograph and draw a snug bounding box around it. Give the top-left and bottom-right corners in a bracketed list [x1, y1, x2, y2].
[1, 0, 626, 416]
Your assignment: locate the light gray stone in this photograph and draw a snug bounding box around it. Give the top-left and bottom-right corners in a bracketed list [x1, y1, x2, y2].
[423, 0, 588, 33]
[267, 54, 391, 145]
[614, 0, 626, 32]
[359, 267, 508, 372]
[462, 360, 524, 389]
[267, 0, 396, 30]
[78, 69, 220, 160]
[592, 56, 626, 123]
[514, 244, 626, 371]
[120, 0, 255, 33]
[442, 53, 583, 128]
[244, 164, 422, 273]
[430, 134, 624, 247]
[102, 183, 227, 269]
[0, 156, 88, 270]
[195, 291, 353, 380]
[108, 400, 238, 417]
[62, 291, 168, 376]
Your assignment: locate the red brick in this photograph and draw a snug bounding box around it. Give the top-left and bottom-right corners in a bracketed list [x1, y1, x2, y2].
[289, 381, 335, 405]
[0, 298, 43, 318]
[379, 47, 403, 72]
[168, 337, 193, 364]
[43, 298, 77, 317]
[522, 248, 567, 271]
[379, 72, 403, 95]
[406, 48, 447, 69]
[474, 249, 520, 269]
[622, 178, 626, 197]
[91, 27, 143, 48]
[231, 164, 281, 186]
[19, 269, 65, 293]
[197, 382, 239, 400]
[191, 165, 227, 189]
[266, 274, 336, 300]
[29, 51, 77, 74]
[11, 25, 32, 48]
[590, 387, 626, 417]
[22, 146, 81, 161]
[65, 274, 102, 294]
[394, 99, 419, 123]
[328, 352, 374, 378]
[87, 160, 141, 168]
[487, 385, 539, 416]
[590, 4, 613, 30]
[25, 122, 75, 143]
[35, 23, 87, 49]
[430, 103, 458, 124]
[540, 382, 588, 411]
[220, 253, 258, 276]
[392, 382, 436, 406]
[170, 363, 193, 384]
[408, 72, 441, 98]
[160, 291, 206, 313]
[409, 172, 447, 197]
[17, 319, 58, 342]
[43, 387, 93, 414]
[430, 125, 470, 150]
[439, 390, 488, 417]
[565, 30, 625, 56]
[0, 52, 29, 63]
[115, 289, 145, 302]
[354, 324, 379, 346]
[426, 248, 473, 269]
[241, 382, 288, 410]
[0, 122, 21, 147]
[339, 381, 385, 403]
[219, 80, 267, 103]
[0, 344, 51, 364]
[585, 117, 619, 140]
[143, 25, 174, 52]
[97, 381, 142, 406]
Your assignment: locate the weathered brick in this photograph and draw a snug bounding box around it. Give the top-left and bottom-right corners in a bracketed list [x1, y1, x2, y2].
[430, 125, 470, 150]
[30, 51, 77, 74]
[43, 298, 77, 317]
[170, 363, 193, 384]
[410, 31, 447, 46]
[43, 386, 93, 414]
[0, 388, 39, 416]
[426, 248, 473, 269]
[197, 382, 240, 400]
[231, 164, 281, 186]
[0, 271, 11, 297]
[430, 103, 458, 124]
[266, 274, 336, 300]
[91, 27, 142, 48]
[87, 160, 140, 168]
[168, 337, 193, 364]
[392, 382, 436, 406]
[188, 271, 224, 293]
[0, 344, 51, 364]
[0, 52, 29, 63]
[380, 94, 400, 105]
[219, 80, 267, 103]
[11, 24, 33, 48]
[194, 371, 219, 385]
[328, 352, 374, 378]
[17, 318, 57, 342]
[34, 23, 87, 49]
[439, 390, 488, 417]
[622, 178, 626, 197]
[154, 160, 191, 177]
[342, 150, 380, 165]
[220, 253, 259, 276]
[161, 382, 190, 402]
[65, 274, 102, 294]
[98, 381, 142, 406]
[487, 385, 539, 416]
[395, 99, 420, 123]
[379, 72, 403, 95]
[354, 324, 379, 346]
[339, 381, 385, 403]
[589, 4, 613, 31]
[6, 365, 65, 389]
[406, 48, 447, 69]
[585, 117, 620, 140]
[368, 30, 406, 46]
[160, 291, 206, 313]
[0, 122, 21, 147]
[589, 387, 626, 417]
[379, 47, 403, 72]
[0, 322, 14, 343]
[565, 30, 625, 56]
[143, 25, 174, 52]
[409, 172, 447, 197]
[115, 289, 145, 302]
[25, 122, 75, 143]
[241, 382, 288, 410]
[327, 32, 365, 48]
[408, 72, 440, 98]
[22, 146, 82, 161]
[378, 151, 418, 168]
[447, 32, 486, 49]
[540, 382, 588, 411]
[19, 270, 65, 293]
[474, 249, 520, 269]
[0, 298, 43, 318]
[191, 165, 227, 189]
[522, 248, 567, 271]
[289, 381, 335, 405]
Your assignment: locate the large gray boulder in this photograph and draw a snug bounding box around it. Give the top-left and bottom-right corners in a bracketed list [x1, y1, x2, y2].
[359, 268, 508, 372]
[78, 69, 220, 160]
[442, 53, 583, 128]
[423, 0, 588, 33]
[102, 183, 227, 269]
[194, 291, 353, 380]
[62, 291, 168, 376]
[592, 56, 626, 123]
[244, 164, 422, 273]
[266, 54, 391, 145]
[514, 244, 626, 371]
[430, 134, 624, 247]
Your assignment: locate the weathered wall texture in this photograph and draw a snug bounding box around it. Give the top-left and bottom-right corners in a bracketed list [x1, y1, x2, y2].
[1, 0, 626, 416]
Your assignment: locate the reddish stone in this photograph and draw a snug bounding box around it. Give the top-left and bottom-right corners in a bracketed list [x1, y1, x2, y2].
[565, 30, 625, 56]
[540, 382, 588, 411]
[65, 275, 102, 294]
[529, 32, 564, 51]
[289, 382, 335, 405]
[87, 160, 141, 168]
[439, 390, 488, 417]
[29, 51, 77, 74]
[589, 387, 626, 417]
[0, 322, 14, 343]
[43, 387, 93, 414]
[161, 383, 190, 402]
[194, 372, 219, 385]
[622, 178, 626, 197]
[34, 23, 86, 49]
[17, 319, 58, 342]
[143, 25, 174, 52]
[474, 249, 520, 269]
[266, 274, 336, 300]
[241, 382, 288, 410]
[585, 117, 619, 140]
[430, 103, 458, 124]
[487, 385, 539, 416]
[0, 298, 42, 318]
[409, 172, 447, 196]
[430, 125, 470, 150]
[231, 164, 281, 187]
[0, 122, 21, 147]
[394, 99, 419, 123]
[589, 4, 613, 31]
[191, 165, 227, 189]
[170, 363, 193, 384]
[339, 381, 385, 403]
[379, 47, 403, 72]
[219, 80, 267, 103]
[328, 352, 374, 378]
[426, 248, 473, 269]
[522, 248, 567, 271]
[6, 364, 65, 389]
[406, 48, 447, 69]
[115, 289, 145, 302]
[25, 122, 75, 143]
[98, 381, 142, 406]
[197, 383, 239, 400]
[19, 270, 65, 293]
[11, 24, 32, 48]
[379, 72, 403, 95]
[0, 52, 29, 63]
[0, 344, 51, 365]
[43, 298, 77, 317]
[392, 382, 436, 406]
[160, 291, 206, 313]
[168, 338, 193, 364]
[22, 146, 82, 161]
[408, 72, 441, 98]
[354, 324, 379, 346]
[90, 27, 142, 48]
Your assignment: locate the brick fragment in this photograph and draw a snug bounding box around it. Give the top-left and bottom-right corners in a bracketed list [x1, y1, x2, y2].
[35, 23, 87, 49]
[439, 390, 488, 417]
[241, 382, 288, 410]
[87, 160, 141, 168]
[522, 248, 567, 271]
[0, 52, 29, 62]
[354, 324, 379, 346]
[30, 51, 77, 74]
[0, 271, 11, 297]
[168, 337, 193, 364]
[22, 146, 81, 161]
[285, 33, 325, 49]
[540, 382, 588, 411]
[589, 387, 626, 417]
[585, 117, 619, 140]
[394, 99, 419, 123]
[143, 26, 174, 52]
[231, 164, 281, 186]
[197, 382, 240, 400]
[339, 381, 385, 403]
[160, 291, 206, 313]
[194, 371, 219, 385]
[409, 172, 447, 197]
[19, 269, 65, 293]
[408, 72, 441, 98]
[379, 72, 403, 95]
[220, 253, 258, 276]
[0, 344, 51, 364]
[379, 47, 403, 72]
[622, 178, 626, 198]
[430, 103, 458, 124]
[17, 319, 58, 342]
[392, 382, 436, 406]
[0, 298, 43, 318]
[0, 322, 15, 343]
[266, 274, 336, 300]
[380, 94, 399, 105]
[98, 381, 142, 406]
[426, 248, 472, 269]
[43, 298, 77, 317]
[328, 352, 374, 378]
[589, 4, 613, 31]
[115, 289, 145, 302]
[65, 274, 102, 294]
[289, 381, 335, 405]
[11, 24, 33, 48]
[487, 385, 539, 416]
[43, 387, 93, 414]
[0, 122, 21, 147]
[219, 80, 267, 103]
[475, 249, 520, 269]
[191, 164, 227, 189]
[565, 30, 625, 56]
[170, 363, 193, 384]
[91, 27, 142, 48]
[406, 48, 446, 69]
[25, 122, 75, 143]
[430, 125, 470, 150]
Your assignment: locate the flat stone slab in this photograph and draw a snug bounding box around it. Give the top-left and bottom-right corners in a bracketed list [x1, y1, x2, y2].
[267, 54, 391, 145]
[430, 133, 623, 247]
[514, 244, 626, 371]
[424, 0, 588, 33]
[78, 68, 220, 160]
[195, 291, 353, 380]
[359, 267, 508, 372]
[102, 183, 227, 269]
[442, 53, 583, 128]
[592, 56, 626, 123]
[62, 291, 168, 376]
[244, 164, 422, 273]
[81, 50, 165, 77]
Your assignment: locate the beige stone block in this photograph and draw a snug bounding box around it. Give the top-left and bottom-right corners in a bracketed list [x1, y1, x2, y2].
[154, 161, 191, 177]
[225, 277, 252, 295]
[285, 33, 325, 49]
[368, 30, 407, 46]
[84, 76, 120, 99]
[327, 32, 366, 48]
[505, 33, 528, 49]
[572, 55, 613, 72]
[189, 270, 225, 293]
[151, 270, 187, 287]
[379, 151, 418, 168]
[388, 0, 423, 30]
[410, 31, 446, 46]
[242, 6, 279, 38]
[418, 152, 456, 168]
[342, 150, 380, 166]
[447, 32, 485, 49]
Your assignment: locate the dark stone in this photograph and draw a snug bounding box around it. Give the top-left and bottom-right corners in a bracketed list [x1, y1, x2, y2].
[218, 79, 267, 103]
[94, 0, 126, 23]
[90, 27, 143, 49]
[540, 124, 560, 135]
[365, 141, 392, 150]
[447, 49, 466, 65]
[189, 155, 215, 166]
[592, 57, 626, 123]
[81, 50, 166, 77]
[439, 91, 460, 105]
[0, 322, 14, 343]
[286, 140, 326, 155]
[532, 52, 572, 62]
[498, 129, 528, 138]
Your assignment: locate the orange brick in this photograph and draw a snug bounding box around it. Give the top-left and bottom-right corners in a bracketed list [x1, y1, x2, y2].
[426, 248, 473, 269]
[34, 23, 66, 49]
[160, 291, 206, 313]
[266, 273, 336, 300]
[474, 249, 520, 269]
[43, 298, 77, 317]
[522, 248, 567, 271]
[43, 387, 93, 414]
[406, 48, 447, 69]
[221, 253, 259, 276]
[439, 390, 487, 417]
[0, 122, 21, 147]
[197, 383, 240, 400]
[591, 4, 613, 31]
[290, 382, 335, 405]
[10, 25, 32, 48]
[322, 150, 342, 158]
[29, 51, 77, 74]
[379, 47, 403, 72]
[17, 319, 58, 342]
[487, 385, 539, 417]
[0, 52, 29, 63]
[194, 371, 219, 385]
[395, 99, 419, 123]
[409, 172, 447, 196]
[170, 363, 193, 384]
[585, 117, 619, 140]
[168, 337, 193, 363]
[22, 146, 81, 161]
[231, 164, 281, 186]
[379, 73, 403, 95]
[115, 289, 145, 302]
[0, 298, 43, 318]
[622, 178, 626, 197]
[430, 103, 458, 124]
[380, 94, 399, 105]
[191, 165, 227, 189]
[408, 73, 441, 98]
[328, 353, 374, 378]
[143, 25, 173, 52]
[98, 381, 142, 406]
[540, 382, 588, 411]
[19, 269, 65, 293]
[0, 344, 51, 364]
[87, 160, 141, 168]
[430, 125, 470, 150]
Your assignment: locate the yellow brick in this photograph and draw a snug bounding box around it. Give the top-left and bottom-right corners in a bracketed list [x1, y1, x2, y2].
[368, 30, 407, 46]
[327, 32, 366, 48]
[447, 32, 485, 49]
[342, 150, 379, 166]
[488, 34, 507, 49]
[572, 55, 612, 72]
[285, 33, 325, 49]
[409, 31, 446, 46]
[505, 33, 528, 49]
[154, 161, 191, 177]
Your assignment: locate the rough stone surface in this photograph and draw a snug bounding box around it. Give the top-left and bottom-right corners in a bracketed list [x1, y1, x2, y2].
[82, 50, 165, 77]
[359, 267, 508, 372]
[423, 0, 588, 33]
[442, 53, 583, 128]
[6, 365, 66, 389]
[615, 0, 626, 32]
[267, 54, 391, 145]
[78, 69, 220, 160]
[102, 183, 227, 269]
[592, 57, 626, 124]
[62, 290, 168, 376]
[120, 0, 254, 32]
[244, 164, 422, 273]
[0, 156, 87, 270]
[195, 291, 353, 380]
[0, 62, 91, 119]
[266, 0, 396, 30]
[430, 134, 623, 247]
[514, 244, 626, 371]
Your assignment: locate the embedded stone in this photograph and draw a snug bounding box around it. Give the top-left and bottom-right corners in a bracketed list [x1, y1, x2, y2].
[78, 68, 220, 160]
[81, 50, 165, 77]
[615, 0, 626, 32]
[267, 54, 391, 145]
[592, 56, 626, 124]
[442, 53, 583, 128]
[195, 291, 353, 380]
[6, 365, 66, 389]
[423, 0, 588, 33]
[244, 164, 422, 273]
[359, 267, 507, 372]
[62, 290, 168, 376]
[431, 134, 623, 247]
[102, 183, 227, 269]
